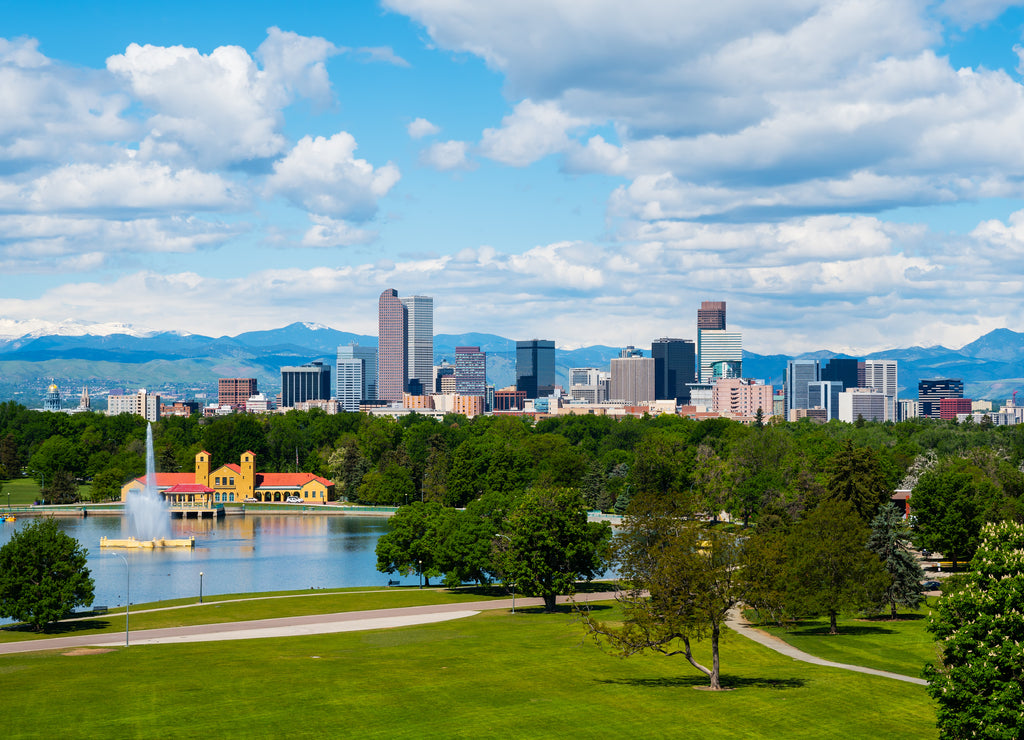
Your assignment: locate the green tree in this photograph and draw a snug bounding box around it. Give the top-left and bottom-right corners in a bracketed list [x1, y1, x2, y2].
[785, 499, 890, 634]
[582, 491, 742, 690]
[825, 440, 892, 521]
[496, 488, 610, 612]
[867, 504, 925, 619]
[0, 518, 95, 631]
[375, 502, 447, 585]
[925, 520, 1024, 739]
[912, 459, 989, 570]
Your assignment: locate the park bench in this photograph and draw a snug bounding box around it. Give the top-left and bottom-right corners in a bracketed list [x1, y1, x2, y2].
[387, 580, 400, 587]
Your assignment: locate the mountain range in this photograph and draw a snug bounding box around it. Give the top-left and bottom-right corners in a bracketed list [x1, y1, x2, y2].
[1, 320, 1022, 407]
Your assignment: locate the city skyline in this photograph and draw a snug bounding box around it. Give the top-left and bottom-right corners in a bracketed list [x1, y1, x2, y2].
[5, 3, 1024, 355]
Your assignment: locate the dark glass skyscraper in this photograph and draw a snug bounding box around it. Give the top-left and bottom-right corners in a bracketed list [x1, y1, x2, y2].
[697, 301, 726, 330]
[822, 358, 859, 391]
[280, 361, 331, 408]
[918, 378, 964, 419]
[651, 337, 695, 403]
[516, 339, 555, 399]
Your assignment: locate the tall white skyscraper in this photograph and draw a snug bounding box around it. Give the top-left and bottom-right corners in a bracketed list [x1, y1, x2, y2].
[400, 295, 433, 394]
[863, 360, 898, 421]
[697, 329, 742, 384]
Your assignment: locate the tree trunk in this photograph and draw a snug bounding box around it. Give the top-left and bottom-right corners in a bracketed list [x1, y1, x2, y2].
[709, 624, 721, 690]
[829, 610, 838, 635]
[890, 600, 898, 620]
[543, 592, 557, 612]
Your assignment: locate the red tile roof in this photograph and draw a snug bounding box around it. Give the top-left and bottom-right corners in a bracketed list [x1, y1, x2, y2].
[165, 484, 214, 493]
[130, 473, 195, 487]
[255, 473, 333, 487]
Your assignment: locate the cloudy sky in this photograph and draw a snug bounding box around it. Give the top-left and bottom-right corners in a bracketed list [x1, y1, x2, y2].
[3, 1, 1024, 354]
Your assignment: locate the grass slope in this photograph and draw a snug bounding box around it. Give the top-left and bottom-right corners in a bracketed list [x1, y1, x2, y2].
[1, 602, 936, 739]
[754, 603, 941, 678]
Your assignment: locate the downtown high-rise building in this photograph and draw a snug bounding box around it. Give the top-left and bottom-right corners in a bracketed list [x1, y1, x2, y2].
[610, 356, 656, 405]
[697, 301, 726, 330]
[651, 337, 695, 404]
[280, 361, 332, 408]
[697, 329, 742, 384]
[455, 346, 487, 396]
[918, 378, 964, 419]
[516, 339, 555, 399]
[378, 289, 407, 402]
[807, 380, 843, 420]
[821, 358, 860, 391]
[784, 359, 821, 419]
[863, 359, 898, 421]
[336, 343, 377, 412]
[401, 295, 433, 396]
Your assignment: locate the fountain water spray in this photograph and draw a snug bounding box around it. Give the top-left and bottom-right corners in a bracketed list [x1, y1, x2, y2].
[125, 423, 170, 541]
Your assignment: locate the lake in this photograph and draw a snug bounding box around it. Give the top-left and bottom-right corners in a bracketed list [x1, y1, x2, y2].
[0, 514, 408, 611]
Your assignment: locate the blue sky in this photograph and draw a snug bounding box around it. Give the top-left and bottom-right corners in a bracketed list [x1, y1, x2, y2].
[3, 1, 1024, 354]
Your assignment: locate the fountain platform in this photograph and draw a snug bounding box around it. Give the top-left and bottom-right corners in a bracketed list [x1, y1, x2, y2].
[100, 536, 195, 549]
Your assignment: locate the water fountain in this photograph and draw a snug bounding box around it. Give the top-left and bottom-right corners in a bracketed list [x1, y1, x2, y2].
[101, 423, 194, 549]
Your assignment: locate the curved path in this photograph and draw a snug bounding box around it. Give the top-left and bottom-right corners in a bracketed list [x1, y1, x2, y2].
[0, 592, 618, 656]
[724, 609, 927, 685]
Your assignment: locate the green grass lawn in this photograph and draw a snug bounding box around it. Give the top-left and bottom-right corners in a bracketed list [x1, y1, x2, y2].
[1, 477, 95, 506]
[1, 601, 937, 739]
[0, 583, 614, 642]
[752, 602, 942, 678]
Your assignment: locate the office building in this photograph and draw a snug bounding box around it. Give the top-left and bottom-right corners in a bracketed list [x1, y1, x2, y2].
[281, 361, 331, 408]
[108, 388, 161, 422]
[651, 338, 696, 404]
[822, 358, 861, 391]
[378, 288, 407, 402]
[401, 295, 433, 395]
[712, 378, 772, 418]
[516, 339, 555, 399]
[434, 360, 456, 393]
[918, 378, 964, 419]
[940, 398, 973, 420]
[218, 378, 258, 409]
[619, 345, 644, 358]
[336, 344, 377, 412]
[610, 356, 656, 405]
[697, 329, 742, 384]
[455, 346, 487, 396]
[863, 359, 898, 421]
[697, 301, 726, 330]
[838, 388, 890, 423]
[569, 367, 610, 403]
[784, 359, 820, 419]
[807, 380, 843, 420]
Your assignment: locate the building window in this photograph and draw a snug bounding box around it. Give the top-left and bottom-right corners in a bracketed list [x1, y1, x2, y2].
[214, 493, 219, 502]
[229, 493, 235, 502]
[230, 477, 235, 486]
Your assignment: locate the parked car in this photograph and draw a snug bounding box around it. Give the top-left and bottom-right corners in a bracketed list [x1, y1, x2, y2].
[243, 497, 257, 503]
[921, 580, 941, 591]
[286, 496, 302, 503]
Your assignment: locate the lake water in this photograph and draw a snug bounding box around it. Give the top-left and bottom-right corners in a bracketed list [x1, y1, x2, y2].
[0, 514, 409, 611]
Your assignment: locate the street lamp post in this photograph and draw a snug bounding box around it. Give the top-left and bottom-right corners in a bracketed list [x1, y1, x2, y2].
[418, 560, 422, 589]
[110, 553, 130, 647]
[199, 572, 204, 604]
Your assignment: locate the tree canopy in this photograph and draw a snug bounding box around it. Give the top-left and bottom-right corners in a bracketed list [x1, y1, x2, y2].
[925, 520, 1024, 739]
[0, 517, 95, 631]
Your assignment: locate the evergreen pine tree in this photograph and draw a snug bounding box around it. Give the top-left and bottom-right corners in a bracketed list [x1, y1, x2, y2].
[867, 503, 925, 618]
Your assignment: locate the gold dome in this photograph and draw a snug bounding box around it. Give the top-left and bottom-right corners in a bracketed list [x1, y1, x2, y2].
[48, 383, 59, 393]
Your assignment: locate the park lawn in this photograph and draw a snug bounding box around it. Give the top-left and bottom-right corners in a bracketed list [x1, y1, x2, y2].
[754, 601, 941, 678]
[1, 477, 95, 505]
[0, 584, 608, 642]
[0, 604, 937, 739]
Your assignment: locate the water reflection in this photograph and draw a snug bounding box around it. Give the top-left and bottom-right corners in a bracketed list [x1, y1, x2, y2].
[0, 514, 406, 613]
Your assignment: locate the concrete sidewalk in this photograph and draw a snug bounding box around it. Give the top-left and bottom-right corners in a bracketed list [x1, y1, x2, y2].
[0, 592, 618, 655]
[724, 609, 928, 685]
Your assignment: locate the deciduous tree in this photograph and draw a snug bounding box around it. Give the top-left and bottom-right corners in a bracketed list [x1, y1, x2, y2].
[0, 518, 95, 631]
[582, 491, 742, 690]
[785, 499, 890, 634]
[496, 488, 610, 612]
[925, 520, 1024, 739]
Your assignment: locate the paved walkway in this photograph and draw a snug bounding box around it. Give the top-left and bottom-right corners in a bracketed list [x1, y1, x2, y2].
[724, 609, 928, 685]
[0, 592, 618, 655]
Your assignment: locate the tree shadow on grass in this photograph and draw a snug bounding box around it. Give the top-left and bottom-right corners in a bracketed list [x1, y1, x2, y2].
[783, 622, 897, 637]
[598, 675, 806, 691]
[0, 619, 114, 636]
[860, 613, 926, 622]
[514, 603, 615, 616]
